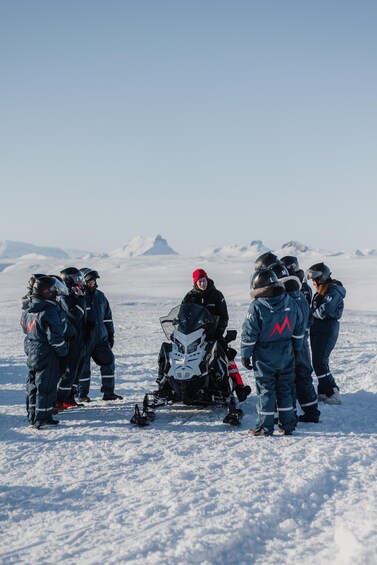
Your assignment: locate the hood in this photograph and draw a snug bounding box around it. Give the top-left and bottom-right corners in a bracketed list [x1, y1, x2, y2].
[258, 292, 291, 313]
[27, 298, 55, 313]
[332, 281, 346, 299]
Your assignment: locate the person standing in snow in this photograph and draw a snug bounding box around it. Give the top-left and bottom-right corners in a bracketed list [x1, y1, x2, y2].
[269, 262, 320, 423]
[241, 268, 305, 436]
[20, 276, 68, 429]
[306, 263, 346, 405]
[55, 268, 87, 410]
[76, 268, 123, 402]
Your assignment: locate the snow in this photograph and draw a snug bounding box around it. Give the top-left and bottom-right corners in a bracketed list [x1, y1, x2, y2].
[1, 254, 377, 564]
[109, 235, 177, 258]
[0, 240, 69, 260]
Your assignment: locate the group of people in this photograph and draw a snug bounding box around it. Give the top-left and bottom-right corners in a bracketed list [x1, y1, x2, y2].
[20, 253, 346, 435]
[240, 252, 346, 436]
[20, 268, 122, 429]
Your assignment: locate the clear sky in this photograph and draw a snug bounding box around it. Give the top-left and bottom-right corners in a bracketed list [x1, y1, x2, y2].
[1, 0, 376, 255]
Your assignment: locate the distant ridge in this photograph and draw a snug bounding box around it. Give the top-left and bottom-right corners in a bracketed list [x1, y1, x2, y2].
[109, 235, 177, 257]
[0, 240, 69, 259]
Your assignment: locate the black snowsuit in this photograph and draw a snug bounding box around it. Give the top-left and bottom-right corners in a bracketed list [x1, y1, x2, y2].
[310, 279, 346, 397]
[20, 297, 68, 425]
[56, 291, 87, 403]
[182, 279, 229, 339]
[77, 287, 115, 398]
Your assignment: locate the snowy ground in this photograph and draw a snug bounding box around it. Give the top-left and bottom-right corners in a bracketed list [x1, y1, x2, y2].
[1, 255, 377, 564]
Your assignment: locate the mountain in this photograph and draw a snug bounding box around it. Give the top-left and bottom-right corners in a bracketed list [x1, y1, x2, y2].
[0, 240, 69, 259]
[109, 235, 177, 257]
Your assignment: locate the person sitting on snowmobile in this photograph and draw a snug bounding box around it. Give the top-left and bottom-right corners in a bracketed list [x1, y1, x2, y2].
[157, 269, 251, 402]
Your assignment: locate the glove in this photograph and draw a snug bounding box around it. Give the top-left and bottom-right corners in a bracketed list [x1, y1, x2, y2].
[108, 333, 114, 349]
[71, 286, 84, 297]
[59, 355, 68, 374]
[241, 357, 252, 370]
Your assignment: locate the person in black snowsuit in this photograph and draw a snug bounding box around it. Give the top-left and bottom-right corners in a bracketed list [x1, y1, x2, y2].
[55, 268, 87, 410]
[182, 269, 229, 339]
[157, 268, 251, 401]
[20, 276, 68, 429]
[76, 268, 123, 402]
[306, 263, 346, 405]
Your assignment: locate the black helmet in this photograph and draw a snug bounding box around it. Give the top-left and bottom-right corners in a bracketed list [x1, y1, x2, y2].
[60, 267, 84, 288]
[80, 268, 100, 282]
[27, 273, 47, 291]
[50, 275, 69, 296]
[250, 268, 279, 290]
[255, 252, 279, 271]
[32, 276, 59, 300]
[306, 262, 332, 284]
[269, 262, 290, 279]
[280, 255, 299, 275]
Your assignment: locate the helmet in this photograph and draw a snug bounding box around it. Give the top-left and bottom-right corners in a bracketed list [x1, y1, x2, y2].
[255, 252, 278, 271]
[280, 255, 299, 274]
[32, 276, 59, 300]
[27, 273, 47, 291]
[250, 268, 279, 290]
[306, 262, 331, 284]
[50, 275, 69, 296]
[60, 267, 84, 288]
[80, 268, 100, 283]
[269, 262, 290, 279]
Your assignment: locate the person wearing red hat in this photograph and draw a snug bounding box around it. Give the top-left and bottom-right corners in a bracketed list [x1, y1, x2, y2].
[182, 269, 228, 337]
[180, 269, 251, 402]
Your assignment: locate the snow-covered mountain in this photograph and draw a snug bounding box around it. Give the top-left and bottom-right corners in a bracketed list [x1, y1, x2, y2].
[0, 240, 69, 260]
[109, 235, 177, 257]
[1, 236, 377, 262]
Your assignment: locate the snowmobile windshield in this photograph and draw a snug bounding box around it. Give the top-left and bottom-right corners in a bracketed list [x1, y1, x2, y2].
[160, 303, 219, 341]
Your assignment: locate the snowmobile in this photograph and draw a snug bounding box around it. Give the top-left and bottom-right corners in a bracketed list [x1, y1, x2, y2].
[130, 303, 243, 427]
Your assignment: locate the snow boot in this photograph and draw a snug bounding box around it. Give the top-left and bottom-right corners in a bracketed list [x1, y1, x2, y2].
[235, 385, 251, 402]
[324, 388, 342, 405]
[298, 413, 319, 423]
[102, 393, 123, 401]
[248, 428, 272, 437]
[34, 417, 60, 429]
[277, 428, 293, 436]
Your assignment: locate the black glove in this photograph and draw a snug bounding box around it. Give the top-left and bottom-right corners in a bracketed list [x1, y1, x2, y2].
[59, 355, 68, 374]
[108, 333, 114, 349]
[241, 357, 252, 370]
[227, 347, 237, 361]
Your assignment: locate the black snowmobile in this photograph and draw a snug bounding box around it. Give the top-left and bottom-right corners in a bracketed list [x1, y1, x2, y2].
[130, 303, 243, 427]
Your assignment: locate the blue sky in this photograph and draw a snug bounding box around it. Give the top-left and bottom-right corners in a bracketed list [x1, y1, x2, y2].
[1, 0, 376, 255]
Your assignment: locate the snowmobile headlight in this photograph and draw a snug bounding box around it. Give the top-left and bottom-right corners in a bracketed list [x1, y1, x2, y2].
[174, 337, 185, 354]
[187, 337, 201, 354]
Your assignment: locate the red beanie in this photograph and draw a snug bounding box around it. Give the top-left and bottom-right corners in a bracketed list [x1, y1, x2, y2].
[192, 268, 208, 283]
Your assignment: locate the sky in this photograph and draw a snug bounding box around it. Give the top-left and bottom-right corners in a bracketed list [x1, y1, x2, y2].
[1, 0, 376, 255]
